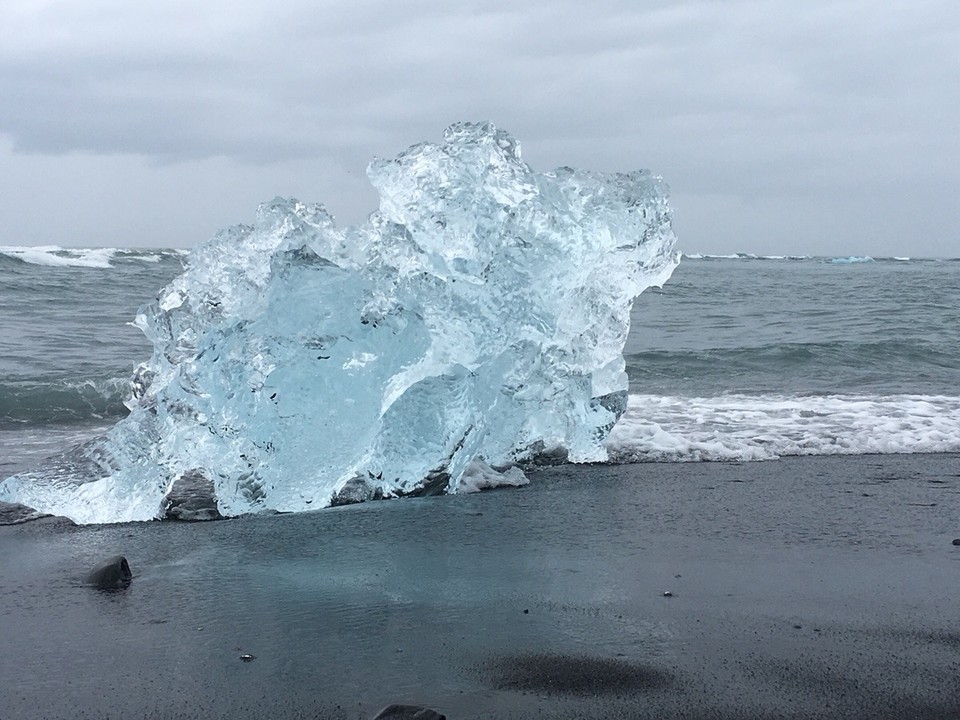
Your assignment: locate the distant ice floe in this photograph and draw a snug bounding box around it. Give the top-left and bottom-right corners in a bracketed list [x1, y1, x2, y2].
[679, 253, 941, 264]
[606, 393, 960, 462]
[681, 253, 813, 261]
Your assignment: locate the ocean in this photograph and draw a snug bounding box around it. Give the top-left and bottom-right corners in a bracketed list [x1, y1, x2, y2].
[2, 247, 958, 484]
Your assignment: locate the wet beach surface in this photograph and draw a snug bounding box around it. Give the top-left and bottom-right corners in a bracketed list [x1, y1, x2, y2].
[2, 453, 960, 719]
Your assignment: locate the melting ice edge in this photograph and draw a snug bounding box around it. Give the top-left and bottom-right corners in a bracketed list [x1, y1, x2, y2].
[0, 122, 679, 524]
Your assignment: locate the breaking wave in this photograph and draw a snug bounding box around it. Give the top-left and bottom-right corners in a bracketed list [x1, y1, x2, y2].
[0, 246, 187, 269]
[0, 376, 131, 426]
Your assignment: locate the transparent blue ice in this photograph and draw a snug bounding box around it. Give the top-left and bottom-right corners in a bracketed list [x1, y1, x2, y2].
[1, 122, 678, 522]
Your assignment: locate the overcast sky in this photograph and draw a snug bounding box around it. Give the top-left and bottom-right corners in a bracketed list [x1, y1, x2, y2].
[0, 0, 957, 256]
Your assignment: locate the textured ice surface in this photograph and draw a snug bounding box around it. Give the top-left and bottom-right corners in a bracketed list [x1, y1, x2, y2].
[0, 122, 678, 523]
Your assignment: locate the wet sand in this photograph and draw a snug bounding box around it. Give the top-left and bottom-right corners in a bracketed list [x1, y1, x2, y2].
[2, 453, 960, 719]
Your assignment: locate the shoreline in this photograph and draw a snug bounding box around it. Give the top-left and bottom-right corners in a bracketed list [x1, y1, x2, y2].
[4, 448, 960, 528]
[2, 452, 960, 718]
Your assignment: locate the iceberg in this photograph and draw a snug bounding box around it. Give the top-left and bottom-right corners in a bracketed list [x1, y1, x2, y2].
[0, 122, 678, 523]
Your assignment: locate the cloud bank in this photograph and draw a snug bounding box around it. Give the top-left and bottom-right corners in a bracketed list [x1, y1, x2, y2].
[0, 0, 957, 255]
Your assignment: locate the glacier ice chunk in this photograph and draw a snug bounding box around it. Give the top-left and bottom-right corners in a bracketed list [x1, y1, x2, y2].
[0, 122, 679, 523]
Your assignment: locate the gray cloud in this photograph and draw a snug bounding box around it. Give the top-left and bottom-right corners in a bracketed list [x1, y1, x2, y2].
[0, 0, 957, 255]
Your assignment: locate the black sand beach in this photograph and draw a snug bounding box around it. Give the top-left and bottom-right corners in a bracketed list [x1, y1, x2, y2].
[2, 453, 960, 719]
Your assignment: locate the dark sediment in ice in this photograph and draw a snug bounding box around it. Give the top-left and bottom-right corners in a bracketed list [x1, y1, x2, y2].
[162, 469, 223, 521]
[329, 474, 386, 507]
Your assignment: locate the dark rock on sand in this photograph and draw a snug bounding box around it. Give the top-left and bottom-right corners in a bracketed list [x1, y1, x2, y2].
[372, 705, 445, 720]
[85, 555, 133, 589]
[0, 500, 75, 526]
[489, 653, 673, 696]
[162, 469, 223, 521]
[0, 501, 49, 525]
[952, 538, 960, 546]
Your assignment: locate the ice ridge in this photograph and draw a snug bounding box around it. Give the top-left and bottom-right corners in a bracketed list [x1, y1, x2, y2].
[0, 122, 679, 523]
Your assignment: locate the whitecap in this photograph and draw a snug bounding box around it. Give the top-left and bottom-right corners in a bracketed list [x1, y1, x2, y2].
[116, 248, 191, 263]
[0, 246, 117, 268]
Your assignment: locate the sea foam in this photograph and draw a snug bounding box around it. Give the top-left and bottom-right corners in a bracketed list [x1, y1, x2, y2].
[607, 393, 960, 462]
